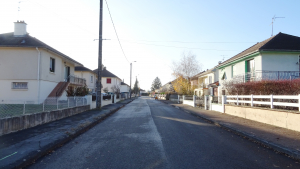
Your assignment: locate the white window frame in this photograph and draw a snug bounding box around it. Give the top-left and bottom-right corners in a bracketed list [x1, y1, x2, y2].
[91, 75, 93, 83]
[12, 82, 28, 89]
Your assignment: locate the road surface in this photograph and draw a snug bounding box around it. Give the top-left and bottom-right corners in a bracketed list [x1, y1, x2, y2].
[28, 97, 300, 169]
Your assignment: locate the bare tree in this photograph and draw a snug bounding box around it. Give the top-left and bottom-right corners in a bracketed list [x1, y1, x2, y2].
[171, 52, 202, 95]
[111, 85, 121, 96]
[103, 87, 109, 93]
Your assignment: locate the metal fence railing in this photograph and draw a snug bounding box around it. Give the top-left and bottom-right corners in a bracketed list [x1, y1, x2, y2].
[0, 96, 90, 119]
[232, 71, 300, 82]
[184, 95, 193, 100]
[195, 96, 204, 108]
[212, 96, 222, 104]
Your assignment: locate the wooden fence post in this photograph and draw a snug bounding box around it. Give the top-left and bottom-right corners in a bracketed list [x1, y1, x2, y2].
[236, 95, 239, 106]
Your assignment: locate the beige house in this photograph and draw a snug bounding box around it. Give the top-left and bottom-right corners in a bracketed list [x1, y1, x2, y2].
[75, 66, 97, 93]
[0, 21, 85, 103]
[194, 66, 219, 96]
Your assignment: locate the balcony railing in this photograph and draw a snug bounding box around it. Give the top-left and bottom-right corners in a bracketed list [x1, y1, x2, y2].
[66, 75, 86, 85]
[232, 71, 300, 82]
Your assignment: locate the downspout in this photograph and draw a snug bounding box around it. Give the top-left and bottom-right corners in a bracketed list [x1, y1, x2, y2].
[36, 47, 41, 103]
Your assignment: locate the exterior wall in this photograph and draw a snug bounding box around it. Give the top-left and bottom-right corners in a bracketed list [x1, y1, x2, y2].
[0, 47, 38, 80]
[120, 85, 130, 93]
[0, 79, 38, 102]
[40, 49, 75, 82]
[261, 53, 299, 71]
[225, 105, 300, 132]
[74, 71, 96, 92]
[102, 77, 122, 93]
[0, 105, 90, 136]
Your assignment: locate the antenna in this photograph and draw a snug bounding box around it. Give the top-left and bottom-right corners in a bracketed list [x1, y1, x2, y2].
[17, 1, 26, 21]
[270, 15, 285, 36]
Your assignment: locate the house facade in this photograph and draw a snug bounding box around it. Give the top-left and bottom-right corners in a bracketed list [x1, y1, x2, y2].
[217, 32, 300, 95]
[194, 67, 219, 96]
[75, 66, 97, 93]
[0, 21, 85, 103]
[120, 82, 130, 94]
[93, 67, 122, 93]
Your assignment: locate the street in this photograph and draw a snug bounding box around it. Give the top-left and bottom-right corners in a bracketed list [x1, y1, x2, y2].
[28, 97, 300, 169]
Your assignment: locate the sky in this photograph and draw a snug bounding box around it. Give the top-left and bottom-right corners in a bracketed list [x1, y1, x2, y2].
[0, 0, 299, 91]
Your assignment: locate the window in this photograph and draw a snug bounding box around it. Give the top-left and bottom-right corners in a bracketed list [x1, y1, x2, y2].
[232, 65, 236, 78]
[91, 75, 93, 83]
[12, 82, 28, 89]
[107, 78, 111, 84]
[209, 76, 212, 84]
[50, 58, 55, 72]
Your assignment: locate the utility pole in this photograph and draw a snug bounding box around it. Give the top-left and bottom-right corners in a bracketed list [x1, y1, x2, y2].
[130, 63, 132, 98]
[96, 0, 103, 109]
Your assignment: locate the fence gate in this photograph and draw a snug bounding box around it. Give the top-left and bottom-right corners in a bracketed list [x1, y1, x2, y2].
[195, 96, 205, 109]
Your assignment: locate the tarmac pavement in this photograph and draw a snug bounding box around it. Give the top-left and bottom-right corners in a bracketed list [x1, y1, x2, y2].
[0, 97, 137, 169]
[160, 99, 300, 160]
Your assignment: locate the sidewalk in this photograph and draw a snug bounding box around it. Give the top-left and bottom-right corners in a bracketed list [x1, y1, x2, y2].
[0, 98, 137, 169]
[160, 100, 300, 160]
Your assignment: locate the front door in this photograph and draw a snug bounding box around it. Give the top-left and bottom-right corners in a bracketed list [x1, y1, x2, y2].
[65, 66, 70, 82]
[246, 59, 255, 81]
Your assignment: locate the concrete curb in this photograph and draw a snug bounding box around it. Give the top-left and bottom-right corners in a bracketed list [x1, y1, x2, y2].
[12, 99, 136, 169]
[164, 101, 300, 161]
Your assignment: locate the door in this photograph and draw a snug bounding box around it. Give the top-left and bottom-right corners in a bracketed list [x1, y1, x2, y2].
[65, 66, 70, 82]
[246, 59, 255, 81]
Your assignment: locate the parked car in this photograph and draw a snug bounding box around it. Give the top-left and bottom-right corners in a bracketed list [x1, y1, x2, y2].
[102, 93, 108, 96]
[107, 92, 114, 95]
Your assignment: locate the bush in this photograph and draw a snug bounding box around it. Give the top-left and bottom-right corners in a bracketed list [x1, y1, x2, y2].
[223, 79, 300, 95]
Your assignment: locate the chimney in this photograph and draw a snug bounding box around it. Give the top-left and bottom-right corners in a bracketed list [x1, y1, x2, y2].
[218, 61, 222, 65]
[14, 21, 27, 37]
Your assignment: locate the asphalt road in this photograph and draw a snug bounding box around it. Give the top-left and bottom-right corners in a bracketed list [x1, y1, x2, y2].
[28, 97, 300, 169]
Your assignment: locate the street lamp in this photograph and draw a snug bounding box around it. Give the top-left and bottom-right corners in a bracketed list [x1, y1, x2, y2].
[130, 61, 136, 98]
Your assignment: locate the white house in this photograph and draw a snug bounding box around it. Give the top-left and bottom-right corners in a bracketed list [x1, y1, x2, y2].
[120, 82, 130, 94]
[75, 66, 97, 93]
[0, 21, 85, 103]
[217, 32, 300, 95]
[194, 66, 219, 96]
[93, 67, 122, 93]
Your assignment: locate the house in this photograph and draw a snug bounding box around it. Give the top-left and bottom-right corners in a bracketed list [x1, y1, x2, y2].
[120, 81, 130, 96]
[0, 21, 85, 103]
[217, 32, 300, 94]
[161, 81, 175, 94]
[93, 67, 122, 93]
[194, 67, 219, 96]
[75, 66, 97, 93]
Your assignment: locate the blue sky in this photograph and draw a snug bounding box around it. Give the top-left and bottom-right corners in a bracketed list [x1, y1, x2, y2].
[0, 0, 299, 90]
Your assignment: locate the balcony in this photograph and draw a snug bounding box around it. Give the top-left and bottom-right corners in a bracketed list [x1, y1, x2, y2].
[66, 75, 86, 86]
[231, 70, 300, 82]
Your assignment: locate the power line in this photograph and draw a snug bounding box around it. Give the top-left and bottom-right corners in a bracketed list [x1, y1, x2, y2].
[117, 41, 239, 51]
[104, 0, 130, 63]
[117, 39, 257, 44]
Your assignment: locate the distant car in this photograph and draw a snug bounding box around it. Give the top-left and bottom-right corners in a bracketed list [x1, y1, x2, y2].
[102, 93, 108, 96]
[107, 92, 114, 95]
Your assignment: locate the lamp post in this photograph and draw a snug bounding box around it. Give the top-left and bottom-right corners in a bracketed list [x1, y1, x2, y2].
[130, 61, 136, 98]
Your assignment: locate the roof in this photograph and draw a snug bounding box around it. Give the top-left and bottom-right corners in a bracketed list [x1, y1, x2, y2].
[93, 68, 121, 80]
[75, 66, 94, 73]
[121, 82, 129, 86]
[0, 32, 83, 66]
[217, 32, 300, 68]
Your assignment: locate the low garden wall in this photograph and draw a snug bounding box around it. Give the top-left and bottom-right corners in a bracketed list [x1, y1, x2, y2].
[0, 105, 89, 136]
[225, 105, 300, 132]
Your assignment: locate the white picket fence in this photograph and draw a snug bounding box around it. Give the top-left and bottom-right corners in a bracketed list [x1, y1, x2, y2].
[226, 94, 300, 111]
